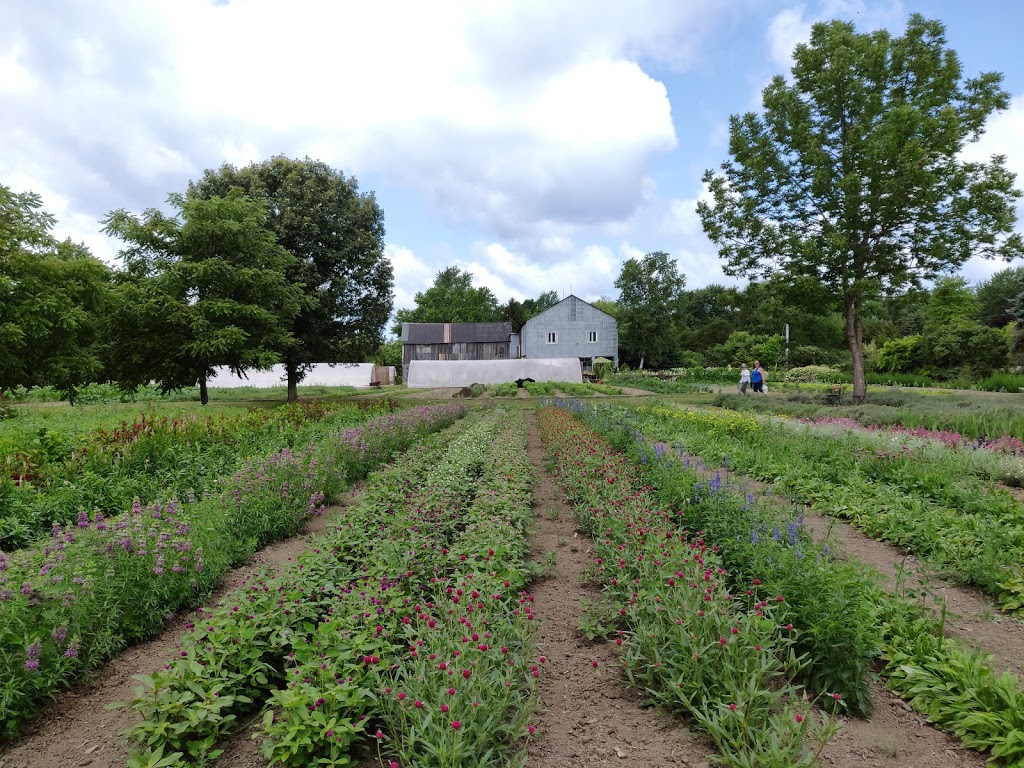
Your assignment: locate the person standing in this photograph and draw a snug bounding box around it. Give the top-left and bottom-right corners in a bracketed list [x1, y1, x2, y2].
[751, 361, 766, 394]
[739, 364, 750, 394]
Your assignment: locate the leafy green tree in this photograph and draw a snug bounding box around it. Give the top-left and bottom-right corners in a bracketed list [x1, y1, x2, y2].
[614, 251, 686, 369]
[104, 191, 303, 404]
[393, 266, 501, 334]
[589, 297, 620, 319]
[191, 157, 393, 401]
[918, 276, 1006, 377]
[698, 14, 1022, 403]
[876, 335, 924, 374]
[976, 267, 1024, 327]
[0, 185, 112, 399]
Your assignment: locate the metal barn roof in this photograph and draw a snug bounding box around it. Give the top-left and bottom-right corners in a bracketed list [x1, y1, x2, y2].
[401, 322, 512, 344]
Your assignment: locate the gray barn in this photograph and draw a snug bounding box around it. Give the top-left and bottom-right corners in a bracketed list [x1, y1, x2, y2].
[520, 295, 618, 370]
[401, 322, 512, 382]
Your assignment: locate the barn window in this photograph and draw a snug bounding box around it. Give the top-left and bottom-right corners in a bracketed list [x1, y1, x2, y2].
[547, 332, 557, 344]
[588, 330, 598, 342]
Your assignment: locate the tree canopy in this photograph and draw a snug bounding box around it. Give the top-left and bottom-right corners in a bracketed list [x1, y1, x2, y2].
[393, 267, 502, 334]
[698, 13, 1022, 402]
[615, 251, 686, 369]
[190, 157, 392, 401]
[104, 191, 303, 404]
[0, 185, 112, 398]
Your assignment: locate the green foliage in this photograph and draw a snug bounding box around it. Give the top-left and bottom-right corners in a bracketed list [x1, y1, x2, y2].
[876, 335, 924, 374]
[393, 266, 502, 335]
[615, 251, 686, 369]
[0, 184, 113, 399]
[977, 267, 1024, 327]
[698, 14, 1023, 401]
[190, 157, 393, 400]
[0, 404, 465, 739]
[104, 190, 303, 403]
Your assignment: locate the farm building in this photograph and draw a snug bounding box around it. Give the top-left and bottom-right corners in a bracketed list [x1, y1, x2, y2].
[401, 322, 512, 382]
[520, 295, 618, 371]
[206, 363, 396, 388]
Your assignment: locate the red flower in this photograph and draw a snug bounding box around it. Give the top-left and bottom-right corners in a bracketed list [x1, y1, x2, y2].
[591, 660, 599, 668]
[452, 720, 462, 729]
[462, 669, 471, 679]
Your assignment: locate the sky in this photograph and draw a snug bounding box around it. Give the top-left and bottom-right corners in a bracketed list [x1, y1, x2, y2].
[4, 0, 1024, 328]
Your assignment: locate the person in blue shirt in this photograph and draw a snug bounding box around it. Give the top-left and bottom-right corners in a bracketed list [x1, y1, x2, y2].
[751, 361, 766, 393]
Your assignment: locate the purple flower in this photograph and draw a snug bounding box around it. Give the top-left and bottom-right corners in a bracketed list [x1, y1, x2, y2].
[64, 642, 79, 658]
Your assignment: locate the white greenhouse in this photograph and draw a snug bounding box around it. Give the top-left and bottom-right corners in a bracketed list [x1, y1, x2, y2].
[406, 358, 582, 388]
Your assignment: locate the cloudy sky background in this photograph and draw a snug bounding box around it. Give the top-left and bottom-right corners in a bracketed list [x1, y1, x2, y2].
[3, 0, 1024, 326]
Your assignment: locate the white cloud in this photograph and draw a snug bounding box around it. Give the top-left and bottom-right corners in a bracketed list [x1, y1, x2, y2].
[0, 0, 741, 244]
[386, 244, 435, 312]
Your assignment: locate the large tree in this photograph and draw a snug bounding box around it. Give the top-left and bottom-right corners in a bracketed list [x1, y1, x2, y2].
[0, 185, 112, 399]
[615, 251, 686, 369]
[976, 266, 1024, 327]
[698, 14, 1022, 403]
[393, 266, 502, 334]
[104, 191, 303, 404]
[191, 157, 393, 401]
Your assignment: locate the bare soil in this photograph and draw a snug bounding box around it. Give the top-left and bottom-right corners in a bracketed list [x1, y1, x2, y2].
[523, 414, 710, 767]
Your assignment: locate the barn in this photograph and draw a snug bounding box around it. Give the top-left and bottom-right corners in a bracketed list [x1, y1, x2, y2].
[520, 295, 618, 370]
[400, 322, 512, 382]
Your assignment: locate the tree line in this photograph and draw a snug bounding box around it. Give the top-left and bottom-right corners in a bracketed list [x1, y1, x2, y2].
[1, 157, 393, 403]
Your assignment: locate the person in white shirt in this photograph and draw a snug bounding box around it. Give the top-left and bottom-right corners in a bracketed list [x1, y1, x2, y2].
[739, 365, 751, 394]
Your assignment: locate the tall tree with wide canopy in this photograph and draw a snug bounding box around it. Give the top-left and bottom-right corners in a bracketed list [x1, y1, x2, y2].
[191, 157, 393, 401]
[393, 266, 501, 334]
[698, 14, 1022, 402]
[0, 185, 112, 399]
[104, 191, 303, 404]
[615, 251, 686, 369]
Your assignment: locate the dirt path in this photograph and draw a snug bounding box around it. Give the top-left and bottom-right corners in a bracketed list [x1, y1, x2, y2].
[0, 497, 353, 768]
[523, 413, 710, 768]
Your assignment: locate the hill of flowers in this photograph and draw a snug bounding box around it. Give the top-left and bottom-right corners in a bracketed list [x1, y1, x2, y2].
[122, 407, 540, 768]
[0, 403, 464, 741]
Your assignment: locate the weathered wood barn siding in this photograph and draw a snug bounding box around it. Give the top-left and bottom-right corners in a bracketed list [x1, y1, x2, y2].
[401, 322, 512, 382]
[520, 295, 618, 370]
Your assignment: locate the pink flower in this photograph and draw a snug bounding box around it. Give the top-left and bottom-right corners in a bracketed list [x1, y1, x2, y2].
[441, 704, 449, 713]
[414, 700, 423, 708]
[452, 720, 461, 729]
[591, 660, 599, 668]
[728, 703, 737, 711]
[795, 714, 804, 723]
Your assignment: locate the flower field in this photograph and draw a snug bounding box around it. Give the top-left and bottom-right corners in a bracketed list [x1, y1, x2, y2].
[121, 406, 540, 768]
[0, 402, 464, 741]
[545, 399, 1024, 766]
[4, 395, 1024, 767]
[630, 402, 1024, 612]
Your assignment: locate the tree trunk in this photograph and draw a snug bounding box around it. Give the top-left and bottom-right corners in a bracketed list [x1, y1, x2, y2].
[199, 378, 209, 406]
[844, 295, 867, 405]
[639, 357, 645, 371]
[287, 364, 298, 403]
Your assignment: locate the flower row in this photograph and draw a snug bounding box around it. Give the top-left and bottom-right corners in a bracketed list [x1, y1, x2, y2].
[537, 406, 843, 767]
[0, 403, 465, 741]
[124, 407, 540, 768]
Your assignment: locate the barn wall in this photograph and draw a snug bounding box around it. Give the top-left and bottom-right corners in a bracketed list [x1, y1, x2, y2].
[521, 296, 618, 368]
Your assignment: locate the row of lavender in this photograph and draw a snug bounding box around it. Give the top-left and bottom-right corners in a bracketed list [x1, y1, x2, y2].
[0, 403, 466, 741]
